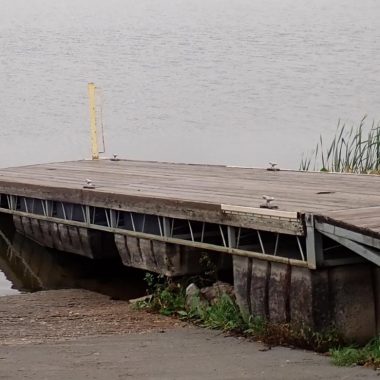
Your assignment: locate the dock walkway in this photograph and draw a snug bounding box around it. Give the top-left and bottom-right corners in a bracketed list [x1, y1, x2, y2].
[1, 159, 380, 342]
[0, 159, 379, 268]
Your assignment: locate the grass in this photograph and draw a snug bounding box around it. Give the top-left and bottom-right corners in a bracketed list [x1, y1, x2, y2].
[330, 337, 380, 367]
[135, 274, 342, 354]
[136, 273, 263, 333]
[186, 293, 253, 332]
[300, 116, 380, 174]
[137, 273, 187, 316]
[137, 274, 380, 367]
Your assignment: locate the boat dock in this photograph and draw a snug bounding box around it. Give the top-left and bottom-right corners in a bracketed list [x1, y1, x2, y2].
[0, 158, 379, 342]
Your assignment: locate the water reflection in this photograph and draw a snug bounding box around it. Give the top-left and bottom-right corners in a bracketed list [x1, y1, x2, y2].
[0, 218, 146, 299]
[0, 271, 19, 296]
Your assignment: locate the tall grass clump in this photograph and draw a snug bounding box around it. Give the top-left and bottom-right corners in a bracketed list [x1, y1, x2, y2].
[300, 116, 380, 174]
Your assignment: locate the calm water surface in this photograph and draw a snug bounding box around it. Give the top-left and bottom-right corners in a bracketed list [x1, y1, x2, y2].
[0, 271, 19, 296]
[0, 0, 379, 169]
[0, 0, 379, 293]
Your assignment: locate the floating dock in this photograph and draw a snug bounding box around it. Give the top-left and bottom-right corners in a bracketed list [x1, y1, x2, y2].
[0, 159, 379, 342]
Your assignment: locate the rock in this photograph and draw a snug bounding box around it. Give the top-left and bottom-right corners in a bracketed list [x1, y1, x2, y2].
[185, 283, 201, 310]
[185, 283, 200, 298]
[128, 295, 152, 305]
[200, 281, 235, 304]
[185, 282, 235, 310]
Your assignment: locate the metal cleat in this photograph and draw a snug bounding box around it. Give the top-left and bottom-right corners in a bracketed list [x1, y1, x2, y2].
[260, 195, 278, 209]
[267, 162, 280, 171]
[110, 154, 120, 162]
[83, 179, 95, 189]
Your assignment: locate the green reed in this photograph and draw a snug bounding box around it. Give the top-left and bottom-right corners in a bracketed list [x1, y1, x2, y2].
[300, 116, 380, 174]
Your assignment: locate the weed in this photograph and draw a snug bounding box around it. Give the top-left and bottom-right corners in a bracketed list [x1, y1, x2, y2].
[135, 275, 380, 368]
[330, 347, 369, 367]
[136, 273, 186, 316]
[244, 315, 267, 336]
[330, 337, 380, 367]
[300, 116, 380, 174]
[135, 275, 342, 354]
[261, 324, 342, 353]
[189, 293, 248, 332]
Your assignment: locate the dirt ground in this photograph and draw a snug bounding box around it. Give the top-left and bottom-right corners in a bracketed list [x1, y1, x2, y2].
[0, 289, 180, 345]
[0, 289, 378, 379]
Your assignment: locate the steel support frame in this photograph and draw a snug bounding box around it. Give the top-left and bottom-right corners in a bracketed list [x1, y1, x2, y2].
[315, 220, 380, 267]
[0, 194, 308, 264]
[305, 214, 324, 269]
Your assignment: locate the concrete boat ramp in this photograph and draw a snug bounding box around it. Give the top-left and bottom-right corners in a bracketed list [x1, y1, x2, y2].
[0, 158, 379, 342]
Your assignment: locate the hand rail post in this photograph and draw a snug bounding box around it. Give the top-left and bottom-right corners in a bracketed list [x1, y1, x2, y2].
[88, 83, 99, 160]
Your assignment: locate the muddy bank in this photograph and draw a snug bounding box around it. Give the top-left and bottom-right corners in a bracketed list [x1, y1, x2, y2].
[0, 289, 182, 345]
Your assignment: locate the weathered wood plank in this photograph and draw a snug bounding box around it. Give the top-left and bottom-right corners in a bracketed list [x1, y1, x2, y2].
[1, 159, 380, 239]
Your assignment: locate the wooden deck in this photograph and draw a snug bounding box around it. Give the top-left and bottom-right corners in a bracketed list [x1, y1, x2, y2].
[1, 159, 379, 341]
[0, 159, 380, 238]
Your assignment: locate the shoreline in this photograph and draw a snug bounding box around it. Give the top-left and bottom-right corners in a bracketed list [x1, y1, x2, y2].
[0, 289, 376, 379]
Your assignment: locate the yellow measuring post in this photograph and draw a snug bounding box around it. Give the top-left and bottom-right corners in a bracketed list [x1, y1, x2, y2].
[88, 82, 99, 160]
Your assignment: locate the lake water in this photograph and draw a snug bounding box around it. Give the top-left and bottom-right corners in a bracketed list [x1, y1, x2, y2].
[0, 0, 379, 293]
[0, 0, 379, 170]
[0, 271, 19, 296]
